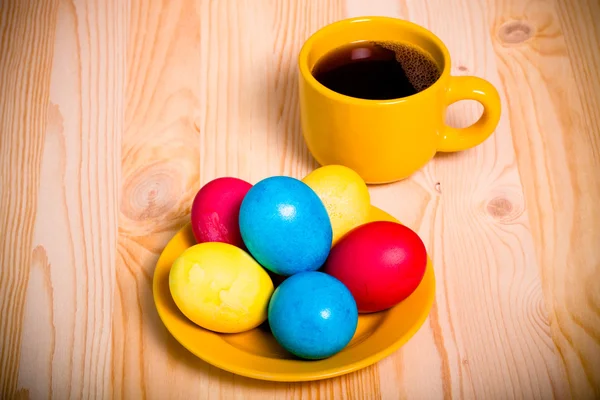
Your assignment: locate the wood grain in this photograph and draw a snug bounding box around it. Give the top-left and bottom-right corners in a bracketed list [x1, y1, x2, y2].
[114, 0, 203, 397]
[0, 0, 59, 397]
[1, 0, 599, 398]
[550, 1, 600, 395]
[6, 0, 125, 398]
[489, 0, 600, 397]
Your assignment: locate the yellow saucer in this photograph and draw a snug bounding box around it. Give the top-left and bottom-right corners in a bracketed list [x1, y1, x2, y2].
[153, 206, 435, 382]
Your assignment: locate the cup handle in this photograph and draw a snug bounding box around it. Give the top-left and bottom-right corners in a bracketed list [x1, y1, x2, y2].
[437, 76, 502, 152]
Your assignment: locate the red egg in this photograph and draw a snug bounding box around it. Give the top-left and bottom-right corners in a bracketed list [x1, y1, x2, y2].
[323, 221, 427, 313]
[190, 177, 252, 248]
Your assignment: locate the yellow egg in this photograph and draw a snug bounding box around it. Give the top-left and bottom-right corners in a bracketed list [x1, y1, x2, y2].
[302, 165, 370, 245]
[169, 242, 274, 333]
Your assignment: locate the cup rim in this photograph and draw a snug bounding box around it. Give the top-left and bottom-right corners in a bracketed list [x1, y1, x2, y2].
[298, 16, 451, 105]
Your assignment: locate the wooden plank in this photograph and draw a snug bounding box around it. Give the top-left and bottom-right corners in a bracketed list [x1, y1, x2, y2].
[0, 0, 59, 398]
[549, 0, 600, 396]
[113, 0, 203, 397]
[10, 0, 126, 398]
[490, 0, 600, 397]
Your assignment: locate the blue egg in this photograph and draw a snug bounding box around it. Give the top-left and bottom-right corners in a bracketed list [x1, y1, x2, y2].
[239, 176, 332, 276]
[268, 271, 358, 360]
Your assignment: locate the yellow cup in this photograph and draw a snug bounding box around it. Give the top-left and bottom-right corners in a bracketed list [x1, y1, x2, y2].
[298, 17, 501, 183]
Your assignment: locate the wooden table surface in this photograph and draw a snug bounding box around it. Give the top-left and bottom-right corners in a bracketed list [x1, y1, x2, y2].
[1, 0, 599, 398]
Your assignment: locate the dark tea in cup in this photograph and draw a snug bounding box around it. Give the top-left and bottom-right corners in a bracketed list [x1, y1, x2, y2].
[311, 41, 441, 100]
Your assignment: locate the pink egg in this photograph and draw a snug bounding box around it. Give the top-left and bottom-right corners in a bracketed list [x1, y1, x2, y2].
[190, 177, 252, 248]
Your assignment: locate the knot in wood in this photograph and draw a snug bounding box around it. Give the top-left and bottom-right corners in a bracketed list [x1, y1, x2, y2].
[121, 164, 179, 221]
[481, 187, 525, 224]
[487, 196, 513, 218]
[484, 192, 524, 224]
[498, 21, 534, 44]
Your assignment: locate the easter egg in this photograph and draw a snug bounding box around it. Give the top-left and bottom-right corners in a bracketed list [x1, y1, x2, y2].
[323, 221, 427, 313]
[190, 177, 252, 248]
[268, 271, 358, 359]
[302, 165, 370, 245]
[239, 176, 332, 276]
[169, 242, 274, 333]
